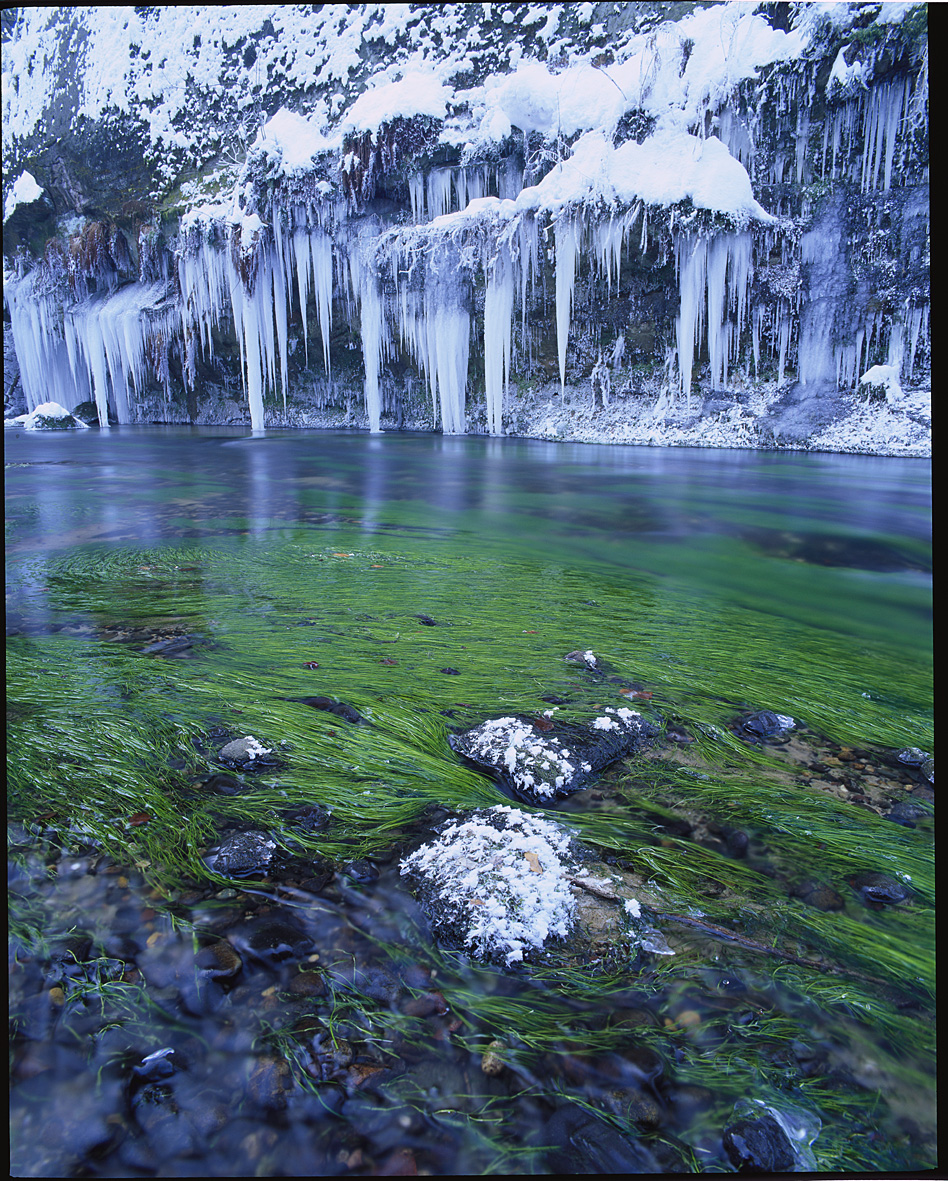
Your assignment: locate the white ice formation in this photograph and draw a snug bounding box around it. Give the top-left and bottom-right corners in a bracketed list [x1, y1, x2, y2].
[2, 4, 929, 432]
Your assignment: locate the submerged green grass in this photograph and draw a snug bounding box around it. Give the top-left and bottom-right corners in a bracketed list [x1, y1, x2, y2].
[7, 530, 935, 1174]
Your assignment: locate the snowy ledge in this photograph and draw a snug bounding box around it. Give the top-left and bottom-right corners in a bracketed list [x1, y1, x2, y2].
[511, 383, 931, 459]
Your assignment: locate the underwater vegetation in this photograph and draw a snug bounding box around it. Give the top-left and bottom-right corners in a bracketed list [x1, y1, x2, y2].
[8, 525, 934, 1175]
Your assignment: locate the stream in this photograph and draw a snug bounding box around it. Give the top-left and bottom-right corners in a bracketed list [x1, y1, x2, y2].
[7, 427, 933, 1176]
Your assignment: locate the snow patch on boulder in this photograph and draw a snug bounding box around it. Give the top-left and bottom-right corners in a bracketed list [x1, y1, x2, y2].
[400, 806, 577, 965]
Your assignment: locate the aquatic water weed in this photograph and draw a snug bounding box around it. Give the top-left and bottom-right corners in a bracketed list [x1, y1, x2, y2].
[400, 806, 577, 965]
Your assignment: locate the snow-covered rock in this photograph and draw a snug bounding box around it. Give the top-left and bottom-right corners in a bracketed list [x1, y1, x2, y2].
[449, 708, 655, 803]
[400, 806, 578, 965]
[5, 401, 91, 430]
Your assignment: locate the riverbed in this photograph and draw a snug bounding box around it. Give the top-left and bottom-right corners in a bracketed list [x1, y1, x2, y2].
[7, 427, 934, 1175]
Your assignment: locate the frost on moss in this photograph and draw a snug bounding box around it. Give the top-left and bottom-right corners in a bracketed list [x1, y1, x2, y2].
[400, 806, 577, 966]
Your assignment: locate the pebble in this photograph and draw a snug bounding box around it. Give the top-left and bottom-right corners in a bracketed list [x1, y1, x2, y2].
[481, 1040, 505, 1076]
[851, 872, 911, 906]
[723, 1113, 797, 1173]
[213, 831, 277, 877]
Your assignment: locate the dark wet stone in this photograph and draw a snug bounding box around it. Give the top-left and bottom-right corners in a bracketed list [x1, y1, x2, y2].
[723, 1113, 797, 1172]
[288, 969, 327, 997]
[886, 800, 932, 826]
[242, 919, 311, 961]
[213, 831, 277, 877]
[341, 858, 379, 883]
[621, 1044, 667, 1089]
[716, 975, 747, 993]
[283, 803, 331, 831]
[195, 939, 242, 980]
[726, 829, 749, 857]
[139, 633, 206, 658]
[248, 1055, 292, 1110]
[290, 695, 362, 723]
[195, 772, 243, 795]
[792, 879, 845, 911]
[450, 710, 657, 803]
[540, 1104, 663, 1173]
[622, 1088, 663, 1130]
[132, 1048, 177, 1084]
[541, 694, 570, 705]
[414, 613, 439, 625]
[440, 666, 460, 675]
[740, 710, 794, 739]
[665, 724, 693, 744]
[897, 746, 928, 765]
[850, 872, 911, 906]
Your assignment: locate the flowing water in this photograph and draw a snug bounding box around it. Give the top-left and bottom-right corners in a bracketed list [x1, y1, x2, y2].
[7, 427, 933, 1175]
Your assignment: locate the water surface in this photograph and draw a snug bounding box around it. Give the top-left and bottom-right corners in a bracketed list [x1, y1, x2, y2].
[7, 427, 934, 1175]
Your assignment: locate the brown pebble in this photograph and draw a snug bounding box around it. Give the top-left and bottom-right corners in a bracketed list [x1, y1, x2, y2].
[48, 987, 65, 1006]
[288, 970, 326, 997]
[481, 1040, 505, 1076]
[401, 990, 449, 1017]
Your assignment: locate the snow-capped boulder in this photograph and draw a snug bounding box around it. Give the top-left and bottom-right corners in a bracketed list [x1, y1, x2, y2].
[449, 708, 656, 803]
[400, 806, 578, 965]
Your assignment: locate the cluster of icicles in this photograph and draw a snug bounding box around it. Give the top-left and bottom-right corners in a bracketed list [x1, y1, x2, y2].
[5, 73, 927, 432]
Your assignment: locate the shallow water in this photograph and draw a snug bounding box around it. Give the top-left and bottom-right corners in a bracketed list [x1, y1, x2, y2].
[7, 427, 934, 1175]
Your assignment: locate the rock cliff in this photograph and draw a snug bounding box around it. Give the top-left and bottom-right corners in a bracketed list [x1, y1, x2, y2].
[2, 3, 929, 453]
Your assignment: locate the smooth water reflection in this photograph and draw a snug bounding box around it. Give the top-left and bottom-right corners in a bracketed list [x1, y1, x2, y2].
[6, 426, 932, 651]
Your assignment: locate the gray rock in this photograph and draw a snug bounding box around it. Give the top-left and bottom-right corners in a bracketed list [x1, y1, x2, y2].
[219, 736, 272, 763]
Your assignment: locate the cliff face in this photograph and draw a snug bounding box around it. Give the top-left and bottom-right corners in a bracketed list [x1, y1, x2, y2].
[2, 3, 929, 451]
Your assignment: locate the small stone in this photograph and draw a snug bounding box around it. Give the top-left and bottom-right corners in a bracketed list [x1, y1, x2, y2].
[195, 940, 242, 980]
[481, 1040, 506, 1076]
[288, 969, 326, 997]
[851, 872, 911, 906]
[219, 737, 272, 762]
[723, 1113, 797, 1173]
[248, 1055, 292, 1110]
[213, 831, 277, 877]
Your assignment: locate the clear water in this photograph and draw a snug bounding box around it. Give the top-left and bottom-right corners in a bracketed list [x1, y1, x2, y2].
[7, 427, 934, 1175]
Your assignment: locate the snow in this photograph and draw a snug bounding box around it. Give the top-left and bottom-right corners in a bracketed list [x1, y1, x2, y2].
[400, 806, 577, 965]
[339, 70, 451, 134]
[255, 108, 338, 174]
[859, 364, 902, 402]
[452, 716, 580, 800]
[3, 170, 44, 221]
[7, 401, 91, 430]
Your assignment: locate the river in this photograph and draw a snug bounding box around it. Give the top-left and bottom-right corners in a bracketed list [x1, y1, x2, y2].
[7, 427, 934, 1175]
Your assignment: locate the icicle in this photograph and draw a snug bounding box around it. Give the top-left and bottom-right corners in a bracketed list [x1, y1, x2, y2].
[427, 169, 453, 220]
[311, 230, 334, 375]
[408, 174, 424, 223]
[554, 216, 581, 393]
[705, 236, 729, 390]
[348, 229, 386, 433]
[675, 234, 706, 405]
[483, 252, 515, 435]
[292, 228, 313, 363]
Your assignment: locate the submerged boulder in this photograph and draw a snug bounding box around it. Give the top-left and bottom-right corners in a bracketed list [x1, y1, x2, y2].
[449, 708, 656, 803]
[400, 806, 578, 966]
[400, 806, 669, 967]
